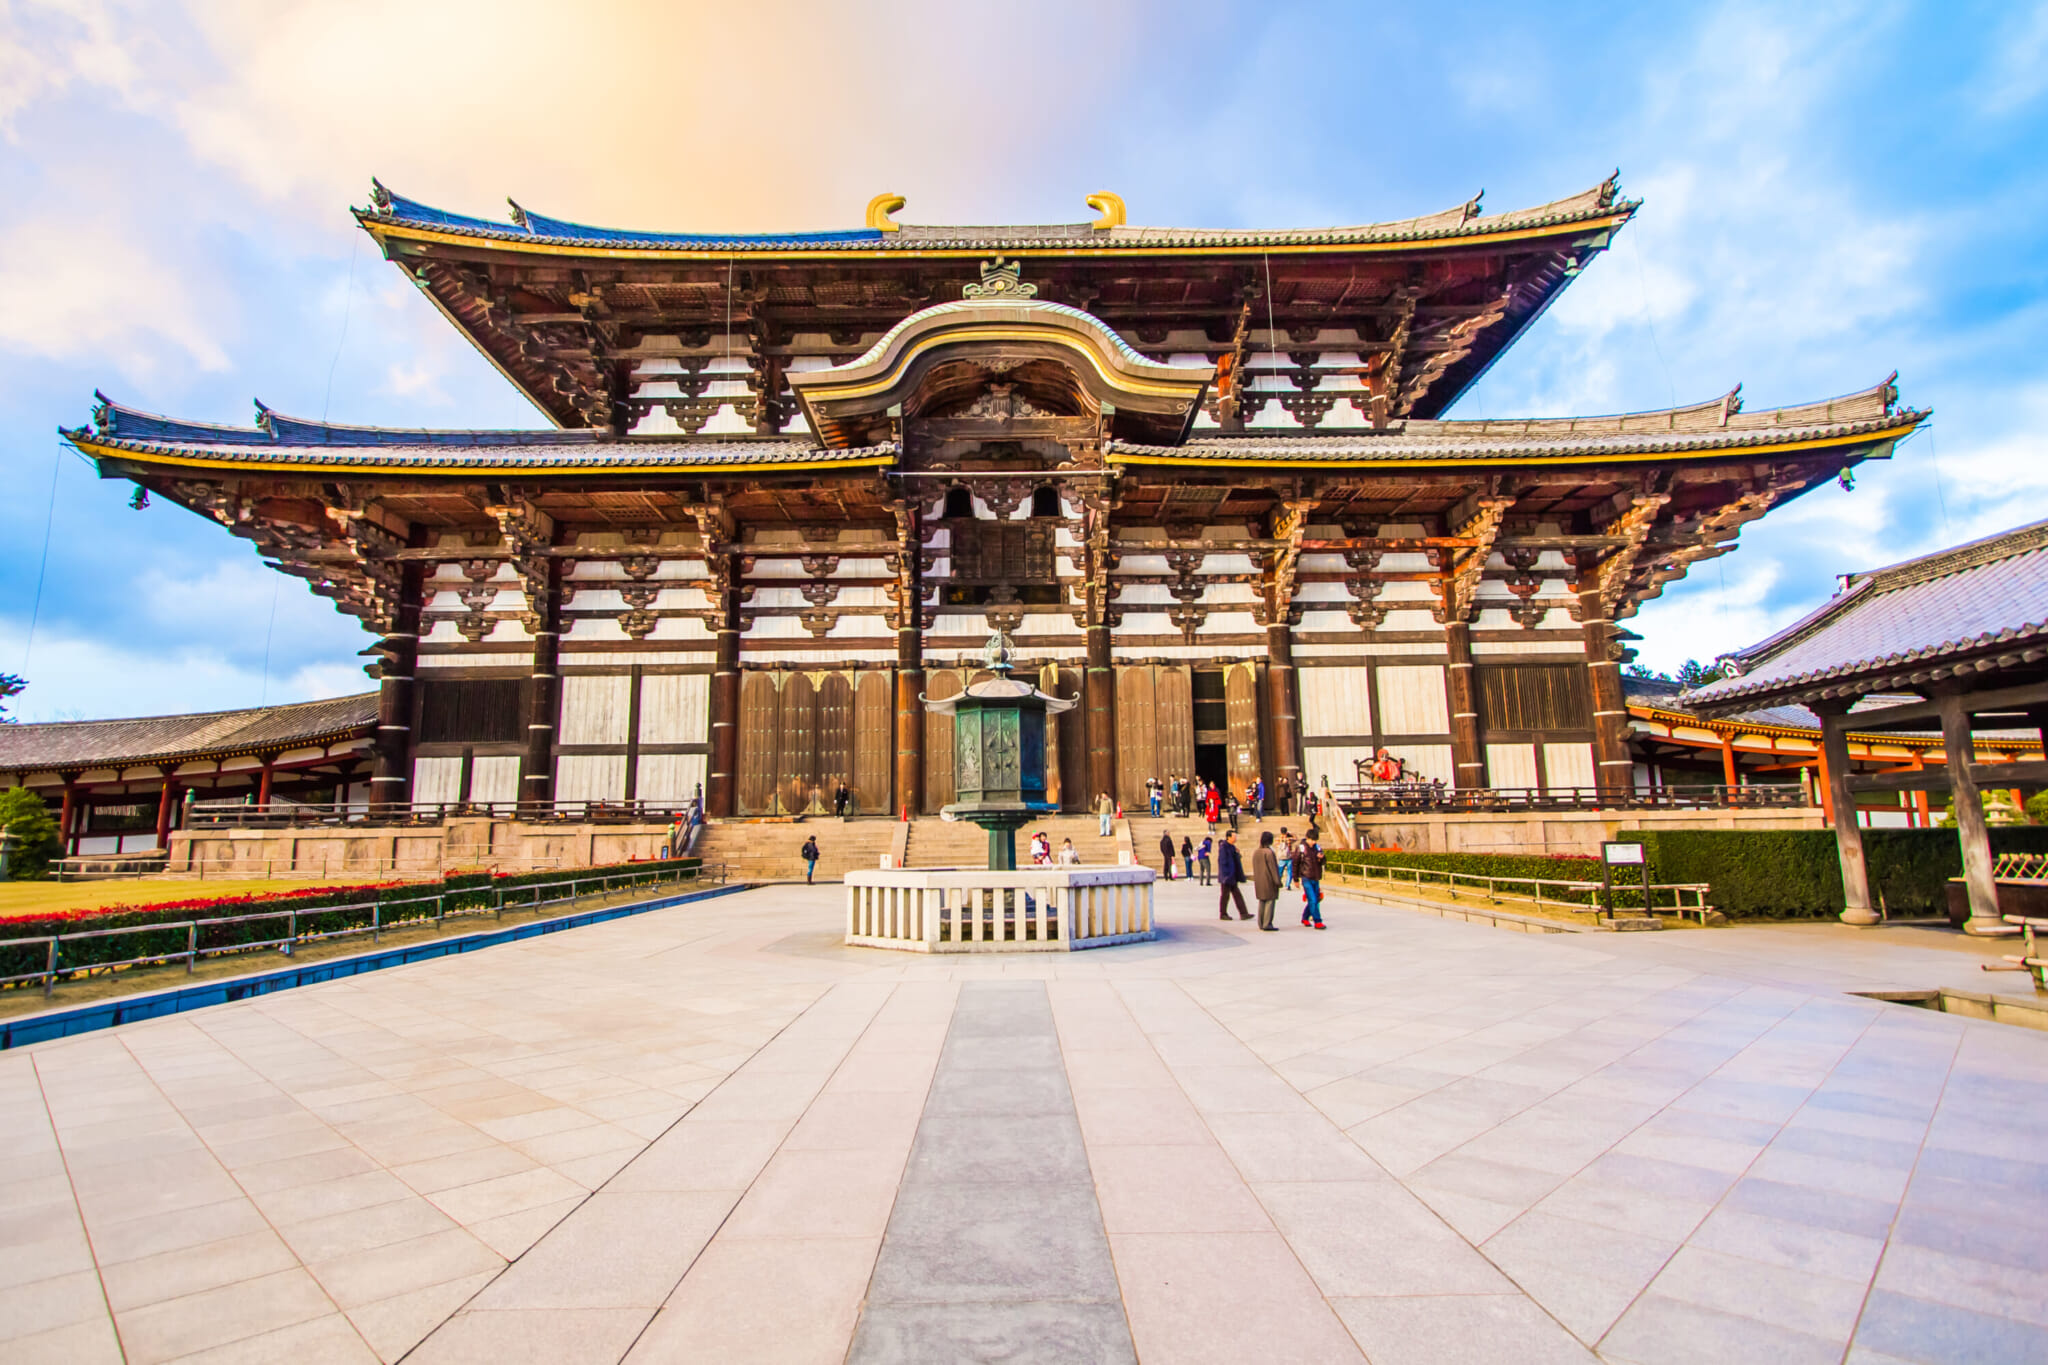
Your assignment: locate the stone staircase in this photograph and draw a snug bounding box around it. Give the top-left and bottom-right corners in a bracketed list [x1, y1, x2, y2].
[696, 813, 1133, 880]
[692, 818, 900, 882]
[903, 814, 1118, 869]
[1126, 811, 1292, 874]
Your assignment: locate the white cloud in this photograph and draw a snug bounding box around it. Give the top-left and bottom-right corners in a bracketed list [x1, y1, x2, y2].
[1977, 1, 2048, 114]
[0, 216, 231, 376]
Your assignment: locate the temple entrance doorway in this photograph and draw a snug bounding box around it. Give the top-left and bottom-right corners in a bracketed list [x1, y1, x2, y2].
[1195, 743, 1228, 790]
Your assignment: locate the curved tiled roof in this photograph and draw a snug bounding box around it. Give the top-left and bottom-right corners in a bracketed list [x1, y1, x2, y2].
[0, 694, 378, 773]
[63, 402, 898, 473]
[356, 180, 1636, 255]
[1684, 520, 2048, 711]
[1109, 381, 1924, 465]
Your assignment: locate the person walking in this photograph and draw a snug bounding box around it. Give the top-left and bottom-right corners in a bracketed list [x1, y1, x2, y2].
[1097, 791, 1114, 839]
[1227, 797, 1240, 835]
[1179, 835, 1194, 881]
[1216, 830, 1252, 921]
[1277, 828, 1295, 889]
[1148, 776, 1162, 817]
[1252, 777, 1266, 821]
[800, 834, 820, 885]
[1297, 830, 1326, 929]
[1251, 830, 1282, 931]
[834, 781, 850, 817]
[1205, 784, 1221, 830]
[1197, 836, 1214, 886]
[1158, 830, 1177, 880]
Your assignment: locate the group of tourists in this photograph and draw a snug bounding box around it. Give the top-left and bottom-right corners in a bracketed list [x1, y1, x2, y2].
[1141, 772, 1319, 824]
[1207, 826, 1325, 930]
[1028, 831, 1081, 866]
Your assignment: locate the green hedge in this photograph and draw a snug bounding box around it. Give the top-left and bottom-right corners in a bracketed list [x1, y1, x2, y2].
[1323, 848, 1628, 907]
[1625, 828, 2048, 920]
[0, 856, 702, 985]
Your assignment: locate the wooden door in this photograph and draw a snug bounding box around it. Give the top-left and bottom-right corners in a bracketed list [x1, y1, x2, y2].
[1154, 664, 1196, 786]
[923, 670, 961, 813]
[738, 672, 780, 814]
[1225, 662, 1263, 797]
[778, 673, 817, 813]
[1116, 665, 1156, 810]
[816, 672, 854, 799]
[853, 671, 892, 816]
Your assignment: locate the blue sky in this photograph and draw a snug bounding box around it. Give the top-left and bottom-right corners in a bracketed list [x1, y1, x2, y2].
[2, 0, 2045, 721]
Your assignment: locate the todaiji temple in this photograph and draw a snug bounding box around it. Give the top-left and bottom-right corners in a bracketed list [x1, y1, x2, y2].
[19, 176, 1956, 869]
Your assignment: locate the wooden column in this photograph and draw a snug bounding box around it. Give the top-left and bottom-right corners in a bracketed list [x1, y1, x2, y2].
[1719, 733, 1739, 790]
[707, 556, 741, 818]
[1816, 701, 1875, 925]
[1910, 752, 1929, 827]
[1085, 624, 1116, 808]
[57, 780, 76, 857]
[1264, 623, 1302, 797]
[893, 510, 924, 819]
[154, 767, 177, 849]
[1444, 622, 1485, 790]
[369, 561, 425, 811]
[521, 557, 562, 810]
[256, 760, 275, 808]
[1939, 691, 2002, 935]
[1576, 585, 1631, 799]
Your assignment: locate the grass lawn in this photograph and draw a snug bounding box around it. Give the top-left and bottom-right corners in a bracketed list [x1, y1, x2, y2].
[0, 875, 717, 1022]
[0, 874, 428, 923]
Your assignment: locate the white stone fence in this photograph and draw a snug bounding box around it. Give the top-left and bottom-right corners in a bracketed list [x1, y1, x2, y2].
[843, 866, 1157, 953]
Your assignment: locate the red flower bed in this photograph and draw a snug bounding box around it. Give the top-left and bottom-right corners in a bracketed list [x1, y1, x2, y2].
[0, 884, 405, 928]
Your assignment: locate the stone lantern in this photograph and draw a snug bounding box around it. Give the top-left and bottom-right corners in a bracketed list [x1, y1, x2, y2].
[923, 631, 1077, 870]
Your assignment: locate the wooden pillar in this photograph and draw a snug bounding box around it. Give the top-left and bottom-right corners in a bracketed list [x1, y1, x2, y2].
[707, 556, 741, 818]
[893, 514, 924, 818]
[1085, 624, 1116, 808]
[1816, 702, 1875, 924]
[1939, 692, 2002, 935]
[1264, 623, 1302, 796]
[1719, 733, 1739, 791]
[1444, 621, 1485, 790]
[57, 779, 77, 857]
[1576, 586, 1631, 799]
[256, 760, 274, 808]
[894, 629, 924, 820]
[154, 767, 177, 849]
[521, 557, 562, 811]
[370, 561, 425, 811]
[1910, 752, 1929, 827]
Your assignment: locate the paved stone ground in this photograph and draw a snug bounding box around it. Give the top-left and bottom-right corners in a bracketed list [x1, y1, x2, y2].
[1, 878, 2043, 1363]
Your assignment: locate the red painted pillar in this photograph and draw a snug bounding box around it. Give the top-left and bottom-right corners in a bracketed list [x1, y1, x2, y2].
[154, 770, 177, 849]
[1719, 733, 1738, 791]
[57, 780, 77, 857]
[257, 759, 275, 808]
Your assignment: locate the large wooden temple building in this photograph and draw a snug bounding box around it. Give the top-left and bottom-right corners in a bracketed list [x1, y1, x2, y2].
[61, 177, 1927, 821]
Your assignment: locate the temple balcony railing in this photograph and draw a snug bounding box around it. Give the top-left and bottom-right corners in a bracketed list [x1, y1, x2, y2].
[1326, 783, 1811, 815]
[183, 799, 700, 829]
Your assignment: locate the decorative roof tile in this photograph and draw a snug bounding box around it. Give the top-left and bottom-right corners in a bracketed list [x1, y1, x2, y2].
[358, 179, 1636, 255]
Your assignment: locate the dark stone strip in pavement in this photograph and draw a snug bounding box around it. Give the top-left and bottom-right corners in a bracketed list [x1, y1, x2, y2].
[848, 980, 1137, 1365]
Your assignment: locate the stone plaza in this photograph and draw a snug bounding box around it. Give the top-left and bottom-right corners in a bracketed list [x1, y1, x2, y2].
[0, 877, 2043, 1364]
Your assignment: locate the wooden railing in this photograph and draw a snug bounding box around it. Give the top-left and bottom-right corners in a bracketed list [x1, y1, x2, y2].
[1330, 783, 1808, 814]
[844, 867, 1156, 952]
[1328, 861, 1716, 923]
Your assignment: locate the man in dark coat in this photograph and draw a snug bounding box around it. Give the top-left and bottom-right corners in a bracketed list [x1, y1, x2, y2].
[1251, 830, 1282, 931]
[1215, 830, 1252, 921]
[1296, 831, 1326, 928]
[1158, 830, 1177, 880]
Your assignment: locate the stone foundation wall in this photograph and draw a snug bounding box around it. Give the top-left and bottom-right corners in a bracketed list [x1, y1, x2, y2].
[1352, 806, 1827, 857]
[168, 818, 675, 876]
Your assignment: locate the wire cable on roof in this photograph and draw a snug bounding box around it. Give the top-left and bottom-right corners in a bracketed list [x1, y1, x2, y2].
[20, 445, 61, 676]
[322, 231, 362, 423]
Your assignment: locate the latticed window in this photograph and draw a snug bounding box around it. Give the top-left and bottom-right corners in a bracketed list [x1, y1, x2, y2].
[947, 521, 1055, 584]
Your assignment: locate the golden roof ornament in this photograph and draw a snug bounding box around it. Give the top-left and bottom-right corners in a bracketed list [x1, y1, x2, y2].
[963, 256, 1036, 300]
